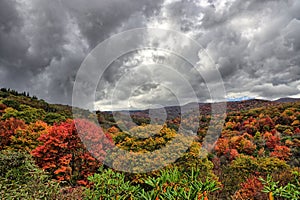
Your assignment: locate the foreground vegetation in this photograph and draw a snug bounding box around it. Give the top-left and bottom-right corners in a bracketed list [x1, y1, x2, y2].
[0, 88, 300, 199]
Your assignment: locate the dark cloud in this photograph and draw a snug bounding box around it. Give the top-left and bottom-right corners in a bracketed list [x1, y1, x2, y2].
[0, 0, 163, 105]
[251, 83, 299, 98]
[62, 0, 163, 47]
[0, 0, 299, 110]
[132, 83, 160, 97]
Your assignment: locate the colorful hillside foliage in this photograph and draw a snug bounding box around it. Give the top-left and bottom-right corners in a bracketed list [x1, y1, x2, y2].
[0, 88, 300, 199]
[31, 119, 108, 185]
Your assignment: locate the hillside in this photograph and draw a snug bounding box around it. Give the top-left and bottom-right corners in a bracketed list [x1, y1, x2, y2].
[1, 89, 300, 199]
[97, 99, 279, 127]
[274, 97, 300, 103]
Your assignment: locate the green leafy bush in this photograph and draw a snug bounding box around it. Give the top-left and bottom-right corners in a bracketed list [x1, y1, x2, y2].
[44, 112, 66, 125]
[260, 172, 300, 200]
[2, 99, 20, 110]
[84, 166, 140, 200]
[2, 104, 46, 124]
[0, 150, 60, 199]
[140, 167, 219, 200]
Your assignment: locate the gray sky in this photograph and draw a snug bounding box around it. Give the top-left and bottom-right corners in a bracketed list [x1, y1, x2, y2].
[1, 0, 300, 110]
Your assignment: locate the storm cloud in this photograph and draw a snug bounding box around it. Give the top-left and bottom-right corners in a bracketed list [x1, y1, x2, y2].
[0, 0, 300, 110]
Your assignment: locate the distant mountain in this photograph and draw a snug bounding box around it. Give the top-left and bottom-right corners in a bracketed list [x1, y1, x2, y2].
[274, 97, 300, 103]
[99, 99, 277, 122]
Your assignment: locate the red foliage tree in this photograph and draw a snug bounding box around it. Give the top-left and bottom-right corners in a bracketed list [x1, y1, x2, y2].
[241, 117, 258, 135]
[228, 148, 239, 161]
[0, 118, 26, 150]
[270, 145, 291, 161]
[235, 175, 264, 199]
[257, 116, 275, 131]
[264, 132, 280, 149]
[31, 119, 113, 185]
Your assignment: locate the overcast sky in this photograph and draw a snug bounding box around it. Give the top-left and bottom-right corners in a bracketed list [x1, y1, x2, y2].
[1, 0, 300, 110]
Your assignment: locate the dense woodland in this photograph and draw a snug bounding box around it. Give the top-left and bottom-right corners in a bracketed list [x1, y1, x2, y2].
[0, 88, 300, 199]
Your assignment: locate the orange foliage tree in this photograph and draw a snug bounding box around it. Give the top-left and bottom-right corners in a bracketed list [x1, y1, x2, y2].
[214, 138, 230, 156]
[0, 118, 26, 150]
[10, 120, 49, 152]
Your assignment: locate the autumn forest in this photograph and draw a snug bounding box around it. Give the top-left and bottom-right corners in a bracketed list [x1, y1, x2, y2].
[0, 88, 300, 199]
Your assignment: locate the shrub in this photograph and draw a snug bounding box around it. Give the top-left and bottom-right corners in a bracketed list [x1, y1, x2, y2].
[234, 175, 265, 199]
[0, 118, 26, 150]
[140, 167, 220, 200]
[44, 112, 66, 125]
[2, 99, 20, 110]
[9, 120, 49, 152]
[220, 155, 290, 197]
[0, 150, 60, 199]
[1, 107, 18, 120]
[270, 145, 291, 161]
[214, 138, 229, 156]
[229, 134, 256, 155]
[57, 186, 85, 200]
[2, 105, 46, 124]
[260, 172, 300, 200]
[264, 132, 280, 150]
[84, 166, 140, 199]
